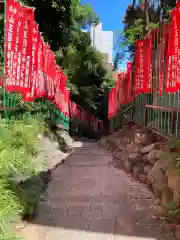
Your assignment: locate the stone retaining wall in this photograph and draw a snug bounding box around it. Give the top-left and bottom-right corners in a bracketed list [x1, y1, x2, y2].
[99, 122, 180, 220]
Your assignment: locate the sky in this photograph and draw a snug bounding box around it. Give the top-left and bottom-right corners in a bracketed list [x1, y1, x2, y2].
[81, 0, 130, 31]
[81, 0, 131, 69]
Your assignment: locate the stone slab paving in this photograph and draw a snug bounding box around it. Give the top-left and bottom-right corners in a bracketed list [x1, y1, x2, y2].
[18, 140, 175, 240]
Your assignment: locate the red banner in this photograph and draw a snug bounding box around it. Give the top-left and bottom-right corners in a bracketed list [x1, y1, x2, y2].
[175, 2, 180, 89]
[144, 33, 152, 93]
[127, 62, 132, 101]
[5, 0, 20, 91]
[135, 40, 145, 94]
[165, 9, 178, 92]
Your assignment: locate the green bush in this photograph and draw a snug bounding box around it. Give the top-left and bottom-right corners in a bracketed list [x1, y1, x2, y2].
[0, 115, 47, 239]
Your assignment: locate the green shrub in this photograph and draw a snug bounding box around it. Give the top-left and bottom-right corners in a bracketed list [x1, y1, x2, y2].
[0, 115, 47, 239]
[167, 201, 180, 221]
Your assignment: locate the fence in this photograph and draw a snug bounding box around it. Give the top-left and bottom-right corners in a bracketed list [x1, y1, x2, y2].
[108, 2, 180, 138]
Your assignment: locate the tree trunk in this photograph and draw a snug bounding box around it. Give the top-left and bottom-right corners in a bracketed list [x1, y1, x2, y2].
[132, 0, 136, 9]
[143, 0, 149, 35]
[158, 0, 164, 23]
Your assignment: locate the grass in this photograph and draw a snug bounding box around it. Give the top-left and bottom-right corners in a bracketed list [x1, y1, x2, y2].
[0, 114, 48, 239]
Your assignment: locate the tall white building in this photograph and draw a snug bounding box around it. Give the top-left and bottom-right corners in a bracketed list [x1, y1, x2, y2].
[90, 23, 113, 64]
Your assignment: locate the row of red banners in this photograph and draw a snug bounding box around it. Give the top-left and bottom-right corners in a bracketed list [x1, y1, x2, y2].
[108, 1, 180, 119]
[5, 0, 69, 116]
[70, 102, 103, 131]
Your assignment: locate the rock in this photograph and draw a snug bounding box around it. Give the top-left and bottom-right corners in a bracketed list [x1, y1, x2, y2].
[148, 160, 168, 192]
[132, 165, 142, 178]
[147, 150, 156, 165]
[140, 131, 156, 146]
[123, 136, 131, 144]
[133, 129, 156, 146]
[121, 125, 129, 131]
[126, 143, 141, 153]
[147, 149, 164, 165]
[113, 150, 122, 160]
[114, 159, 124, 170]
[110, 142, 117, 152]
[152, 187, 162, 198]
[143, 165, 152, 175]
[151, 205, 165, 217]
[128, 153, 143, 165]
[133, 130, 143, 144]
[161, 187, 173, 208]
[117, 141, 126, 151]
[138, 174, 147, 183]
[154, 198, 161, 206]
[104, 140, 111, 150]
[140, 143, 155, 154]
[121, 150, 129, 162]
[167, 169, 180, 203]
[124, 159, 132, 174]
[126, 143, 134, 152]
[155, 150, 164, 159]
[175, 226, 180, 240]
[143, 154, 149, 165]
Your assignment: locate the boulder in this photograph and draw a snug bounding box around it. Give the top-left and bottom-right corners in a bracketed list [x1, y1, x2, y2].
[113, 150, 122, 160]
[110, 142, 118, 152]
[175, 226, 180, 240]
[133, 130, 143, 145]
[147, 160, 168, 192]
[167, 169, 180, 203]
[140, 143, 155, 154]
[126, 143, 141, 153]
[104, 140, 111, 150]
[147, 149, 164, 165]
[138, 174, 147, 183]
[126, 143, 134, 153]
[100, 137, 107, 146]
[154, 198, 161, 206]
[147, 150, 156, 165]
[133, 128, 157, 146]
[143, 154, 149, 165]
[152, 187, 162, 198]
[140, 131, 156, 146]
[124, 159, 132, 174]
[132, 165, 142, 178]
[121, 150, 129, 162]
[117, 142, 127, 151]
[143, 165, 152, 175]
[114, 159, 124, 170]
[161, 187, 173, 208]
[123, 135, 132, 144]
[128, 153, 143, 165]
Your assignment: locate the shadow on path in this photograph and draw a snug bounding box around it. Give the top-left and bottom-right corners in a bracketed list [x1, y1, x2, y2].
[18, 139, 175, 240]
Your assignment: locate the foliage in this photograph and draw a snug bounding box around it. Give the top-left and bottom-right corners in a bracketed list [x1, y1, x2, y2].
[114, 0, 177, 67]
[20, 0, 113, 117]
[167, 201, 180, 221]
[160, 138, 180, 170]
[0, 115, 48, 239]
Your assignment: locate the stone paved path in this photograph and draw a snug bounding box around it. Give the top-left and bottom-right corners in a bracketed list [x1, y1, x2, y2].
[18, 140, 175, 240]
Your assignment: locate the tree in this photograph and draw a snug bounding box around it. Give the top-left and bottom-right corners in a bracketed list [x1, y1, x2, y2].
[21, 0, 113, 117]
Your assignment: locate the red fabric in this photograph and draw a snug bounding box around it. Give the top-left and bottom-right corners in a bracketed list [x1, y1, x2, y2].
[23, 23, 39, 102]
[165, 9, 178, 92]
[135, 40, 145, 94]
[5, 0, 20, 91]
[108, 89, 113, 118]
[175, 2, 180, 89]
[19, 6, 34, 94]
[127, 62, 132, 101]
[144, 33, 153, 93]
